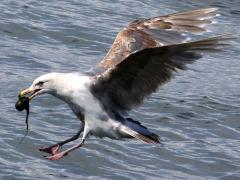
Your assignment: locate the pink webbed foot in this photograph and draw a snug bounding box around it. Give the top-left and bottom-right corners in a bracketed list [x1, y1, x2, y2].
[45, 151, 68, 160]
[39, 144, 61, 155]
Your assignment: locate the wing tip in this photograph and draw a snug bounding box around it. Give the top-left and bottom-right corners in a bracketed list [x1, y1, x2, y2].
[187, 7, 219, 14]
[160, 7, 220, 34]
[121, 126, 161, 145]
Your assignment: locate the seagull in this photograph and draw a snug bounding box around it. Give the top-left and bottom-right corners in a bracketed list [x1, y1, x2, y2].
[18, 7, 232, 160]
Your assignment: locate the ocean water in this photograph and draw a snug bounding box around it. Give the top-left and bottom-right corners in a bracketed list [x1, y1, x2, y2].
[0, 0, 239, 179]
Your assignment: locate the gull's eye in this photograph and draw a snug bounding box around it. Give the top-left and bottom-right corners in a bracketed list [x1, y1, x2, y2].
[36, 81, 44, 86]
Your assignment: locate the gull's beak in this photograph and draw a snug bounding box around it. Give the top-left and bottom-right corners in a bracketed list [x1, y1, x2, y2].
[19, 87, 39, 100]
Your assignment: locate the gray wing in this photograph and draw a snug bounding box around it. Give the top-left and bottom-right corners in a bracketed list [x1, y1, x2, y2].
[90, 36, 232, 112]
[96, 8, 218, 71]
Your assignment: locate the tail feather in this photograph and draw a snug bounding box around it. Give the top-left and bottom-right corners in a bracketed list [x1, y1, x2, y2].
[122, 118, 160, 144]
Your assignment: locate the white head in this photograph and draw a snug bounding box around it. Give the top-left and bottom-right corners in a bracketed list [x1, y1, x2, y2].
[19, 73, 64, 100]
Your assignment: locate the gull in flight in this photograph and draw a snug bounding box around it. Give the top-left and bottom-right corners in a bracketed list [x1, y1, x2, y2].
[18, 8, 232, 160]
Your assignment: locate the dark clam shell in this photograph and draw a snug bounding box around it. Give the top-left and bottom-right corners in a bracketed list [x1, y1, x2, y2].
[15, 97, 29, 111]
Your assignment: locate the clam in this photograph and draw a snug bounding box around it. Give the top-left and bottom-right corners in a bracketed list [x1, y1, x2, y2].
[15, 96, 30, 130]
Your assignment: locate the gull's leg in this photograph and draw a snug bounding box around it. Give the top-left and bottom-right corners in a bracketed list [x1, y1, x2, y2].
[39, 130, 82, 155]
[45, 125, 90, 160]
[39, 123, 84, 155]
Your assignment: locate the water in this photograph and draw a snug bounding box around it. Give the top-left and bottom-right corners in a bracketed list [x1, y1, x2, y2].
[0, 0, 240, 179]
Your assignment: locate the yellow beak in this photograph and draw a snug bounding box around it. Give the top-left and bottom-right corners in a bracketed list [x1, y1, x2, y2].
[19, 87, 35, 100]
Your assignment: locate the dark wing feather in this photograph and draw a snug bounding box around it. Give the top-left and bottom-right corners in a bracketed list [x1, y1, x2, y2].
[97, 8, 218, 71]
[90, 36, 232, 112]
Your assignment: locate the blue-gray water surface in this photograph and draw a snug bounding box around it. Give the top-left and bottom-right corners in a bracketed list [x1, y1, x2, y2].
[0, 0, 240, 179]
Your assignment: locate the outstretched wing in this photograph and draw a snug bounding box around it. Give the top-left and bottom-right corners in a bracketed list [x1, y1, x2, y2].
[90, 36, 232, 112]
[96, 8, 218, 71]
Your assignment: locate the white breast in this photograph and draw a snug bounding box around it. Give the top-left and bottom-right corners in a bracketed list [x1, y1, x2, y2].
[58, 73, 103, 114]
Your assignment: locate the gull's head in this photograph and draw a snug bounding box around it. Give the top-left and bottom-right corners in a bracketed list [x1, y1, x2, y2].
[19, 73, 63, 100]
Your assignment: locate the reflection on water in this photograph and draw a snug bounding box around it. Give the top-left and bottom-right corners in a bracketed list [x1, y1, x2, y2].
[0, 0, 239, 179]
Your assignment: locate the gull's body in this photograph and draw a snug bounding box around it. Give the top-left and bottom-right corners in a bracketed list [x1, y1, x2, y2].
[18, 8, 233, 160]
[49, 73, 129, 139]
[34, 73, 155, 142]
